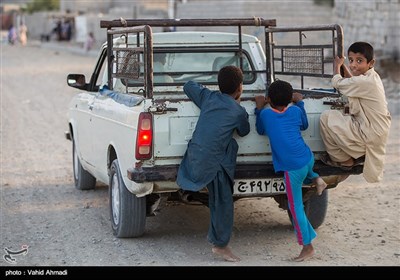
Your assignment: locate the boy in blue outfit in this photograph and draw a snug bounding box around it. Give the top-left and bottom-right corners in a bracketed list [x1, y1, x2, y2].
[254, 80, 327, 261]
[177, 66, 250, 262]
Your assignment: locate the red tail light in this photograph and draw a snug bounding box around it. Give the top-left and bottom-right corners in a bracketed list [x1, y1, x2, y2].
[136, 112, 153, 160]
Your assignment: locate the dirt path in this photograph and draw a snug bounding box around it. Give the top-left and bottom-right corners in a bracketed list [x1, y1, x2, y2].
[1, 44, 399, 267]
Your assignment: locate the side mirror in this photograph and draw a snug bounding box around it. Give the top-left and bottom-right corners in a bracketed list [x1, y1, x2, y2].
[67, 74, 88, 90]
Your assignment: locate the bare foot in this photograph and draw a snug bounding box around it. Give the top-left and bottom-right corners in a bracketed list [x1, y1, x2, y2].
[292, 244, 315, 262]
[212, 246, 241, 262]
[315, 177, 327, 196]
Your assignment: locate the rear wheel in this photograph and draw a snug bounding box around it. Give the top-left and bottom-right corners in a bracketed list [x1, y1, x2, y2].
[109, 159, 146, 238]
[303, 189, 328, 229]
[72, 137, 96, 190]
[286, 190, 328, 229]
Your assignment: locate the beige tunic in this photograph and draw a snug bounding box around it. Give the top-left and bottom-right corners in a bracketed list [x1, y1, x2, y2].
[19, 24, 27, 46]
[320, 68, 391, 182]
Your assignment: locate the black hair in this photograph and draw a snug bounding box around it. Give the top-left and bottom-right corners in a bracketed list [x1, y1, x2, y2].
[348, 42, 374, 62]
[218, 65, 243, 95]
[268, 80, 293, 107]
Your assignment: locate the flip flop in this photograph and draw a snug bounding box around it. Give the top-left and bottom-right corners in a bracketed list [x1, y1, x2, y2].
[320, 153, 353, 171]
[354, 156, 365, 166]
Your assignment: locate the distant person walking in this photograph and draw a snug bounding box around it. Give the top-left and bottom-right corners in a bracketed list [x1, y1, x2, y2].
[84, 32, 95, 52]
[8, 25, 17, 45]
[19, 22, 28, 46]
[62, 20, 72, 41]
[53, 20, 62, 41]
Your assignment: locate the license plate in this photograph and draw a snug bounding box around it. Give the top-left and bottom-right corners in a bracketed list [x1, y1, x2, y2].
[233, 178, 286, 195]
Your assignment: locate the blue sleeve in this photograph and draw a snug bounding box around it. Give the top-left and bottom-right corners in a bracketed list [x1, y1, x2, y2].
[294, 101, 308, 130]
[183, 81, 211, 109]
[237, 110, 250, 137]
[254, 108, 265, 135]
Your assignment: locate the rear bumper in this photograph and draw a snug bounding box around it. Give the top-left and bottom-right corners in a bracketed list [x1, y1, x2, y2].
[127, 161, 363, 183]
[127, 165, 179, 183]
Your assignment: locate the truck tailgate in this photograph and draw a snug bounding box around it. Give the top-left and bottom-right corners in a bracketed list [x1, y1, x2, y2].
[152, 95, 334, 164]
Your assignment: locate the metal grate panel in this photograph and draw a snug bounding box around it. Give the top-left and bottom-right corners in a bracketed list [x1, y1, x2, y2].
[114, 49, 140, 79]
[282, 48, 323, 74]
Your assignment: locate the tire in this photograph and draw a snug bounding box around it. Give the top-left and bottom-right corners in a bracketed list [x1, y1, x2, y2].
[72, 137, 96, 190]
[287, 190, 328, 229]
[109, 159, 146, 238]
[304, 189, 328, 229]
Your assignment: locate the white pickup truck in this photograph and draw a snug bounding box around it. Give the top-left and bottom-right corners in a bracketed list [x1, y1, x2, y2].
[66, 18, 362, 238]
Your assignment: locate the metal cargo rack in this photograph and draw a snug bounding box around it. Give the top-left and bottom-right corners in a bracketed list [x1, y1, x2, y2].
[100, 18, 343, 98]
[100, 18, 276, 98]
[265, 25, 344, 91]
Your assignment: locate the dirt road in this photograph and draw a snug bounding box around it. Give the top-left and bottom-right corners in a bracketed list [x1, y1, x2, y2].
[1, 44, 399, 267]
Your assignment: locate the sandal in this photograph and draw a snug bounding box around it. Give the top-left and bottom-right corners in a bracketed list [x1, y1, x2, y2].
[353, 156, 365, 166]
[320, 153, 353, 171]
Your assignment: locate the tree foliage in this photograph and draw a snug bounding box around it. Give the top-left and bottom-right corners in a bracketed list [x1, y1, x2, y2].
[25, 0, 60, 13]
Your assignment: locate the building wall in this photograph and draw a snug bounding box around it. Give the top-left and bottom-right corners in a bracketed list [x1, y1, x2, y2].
[176, 0, 334, 25]
[175, 0, 334, 34]
[35, 0, 399, 62]
[334, 0, 400, 60]
[60, 0, 112, 14]
[60, 0, 168, 14]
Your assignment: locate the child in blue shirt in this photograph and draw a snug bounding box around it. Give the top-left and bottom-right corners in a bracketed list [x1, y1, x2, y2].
[254, 80, 327, 262]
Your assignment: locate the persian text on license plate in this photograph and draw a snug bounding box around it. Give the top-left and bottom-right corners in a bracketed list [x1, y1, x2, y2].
[233, 178, 286, 195]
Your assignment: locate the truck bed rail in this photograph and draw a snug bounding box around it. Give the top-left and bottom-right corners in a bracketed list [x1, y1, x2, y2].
[100, 18, 277, 28]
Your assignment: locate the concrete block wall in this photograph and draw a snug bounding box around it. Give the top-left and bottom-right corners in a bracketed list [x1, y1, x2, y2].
[25, 0, 398, 63]
[175, 0, 398, 62]
[335, 0, 400, 61]
[177, 0, 334, 24]
[176, 0, 335, 34]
